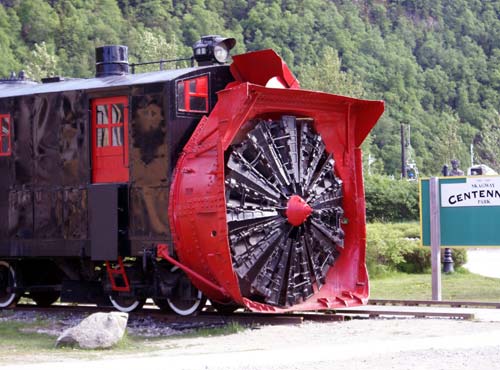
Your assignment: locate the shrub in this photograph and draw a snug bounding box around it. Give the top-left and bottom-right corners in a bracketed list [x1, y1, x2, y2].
[366, 222, 418, 277]
[366, 222, 467, 277]
[364, 175, 419, 222]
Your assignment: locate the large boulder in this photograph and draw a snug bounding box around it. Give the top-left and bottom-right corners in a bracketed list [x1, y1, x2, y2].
[56, 312, 128, 349]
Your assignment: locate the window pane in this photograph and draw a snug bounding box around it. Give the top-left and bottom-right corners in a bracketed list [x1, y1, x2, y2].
[97, 128, 109, 147]
[190, 96, 206, 112]
[97, 105, 108, 125]
[189, 79, 197, 93]
[111, 103, 124, 123]
[1, 116, 8, 134]
[112, 126, 123, 146]
[177, 81, 185, 110]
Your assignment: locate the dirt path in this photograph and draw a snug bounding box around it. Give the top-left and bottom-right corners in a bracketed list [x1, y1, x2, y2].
[465, 249, 500, 278]
[3, 318, 500, 370]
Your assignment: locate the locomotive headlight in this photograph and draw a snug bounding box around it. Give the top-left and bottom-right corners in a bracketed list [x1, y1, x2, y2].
[193, 35, 236, 66]
[213, 43, 229, 63]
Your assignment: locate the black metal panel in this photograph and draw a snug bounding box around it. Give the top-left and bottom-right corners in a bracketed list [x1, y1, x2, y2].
[63, 188, 88, 240]
[13, 96, 34, 185]
[8, 189, 33, 239]
[0, 190, 8, 239]
[33, 95, 63, 186]
[129, 93, 168, 186]
[61, 91, 90, 186]
[0, 157, 12, 191]
[88, 184, 120, 261]
[129, 186, 169, 238]
[34, 189, 63, 239]
[61, 280, 108, 305]
[0, 240, 88, 257]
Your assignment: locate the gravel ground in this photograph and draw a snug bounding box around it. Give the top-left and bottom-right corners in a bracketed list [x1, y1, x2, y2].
[2, 309, 500, 370]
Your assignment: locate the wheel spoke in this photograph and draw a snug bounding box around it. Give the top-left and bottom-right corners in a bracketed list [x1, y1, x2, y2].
[299, 121, 326, 191]
[249, 122, 292, 191]
[281, 116, 300, 187]
[253, 234, 293, 306]
[306, 156, 337, 203]
[285, 235, 314, 305]
[230, 217, 287, 278]
[311, 210, 345, 247]
[226, 154, 282, 201]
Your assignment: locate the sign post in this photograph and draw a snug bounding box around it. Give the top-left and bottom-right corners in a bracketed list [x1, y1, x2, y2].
[429, 177, 441, 300]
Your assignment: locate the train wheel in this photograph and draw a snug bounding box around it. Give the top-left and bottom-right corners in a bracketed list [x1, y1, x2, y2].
[225, 116, 345, 307]
[166, 267, 206, 316]
[108, 295, 146, 313]
[166, 292, 206, 316]
[0, 261, 20, 308]
[153, 297, 171, 312]
[30, 291, 60, 307]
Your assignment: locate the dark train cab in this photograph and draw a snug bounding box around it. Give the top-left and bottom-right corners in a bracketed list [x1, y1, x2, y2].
[0, 46, 232, 262]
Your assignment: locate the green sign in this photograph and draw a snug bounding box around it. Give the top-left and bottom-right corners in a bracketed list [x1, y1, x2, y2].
[420, 176, 500, 247]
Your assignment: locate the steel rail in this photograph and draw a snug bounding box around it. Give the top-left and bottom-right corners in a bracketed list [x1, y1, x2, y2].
[369, 299, 500, 308]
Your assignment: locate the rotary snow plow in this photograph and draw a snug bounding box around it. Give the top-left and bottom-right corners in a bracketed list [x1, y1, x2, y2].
[167, 50, 384, 313]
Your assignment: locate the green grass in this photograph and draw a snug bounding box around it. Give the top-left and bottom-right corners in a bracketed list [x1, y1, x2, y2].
[182, 321, 245, 338]
[0, 312, 245, 364]
[0, 320, 55, 352]
[370, 269, 500, 301]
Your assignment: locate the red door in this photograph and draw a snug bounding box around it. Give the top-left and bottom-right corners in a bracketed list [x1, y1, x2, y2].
[91, 97, 129, 183]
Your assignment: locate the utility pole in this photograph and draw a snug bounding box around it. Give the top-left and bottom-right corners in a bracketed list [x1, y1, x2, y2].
[401, 123, 406, 178]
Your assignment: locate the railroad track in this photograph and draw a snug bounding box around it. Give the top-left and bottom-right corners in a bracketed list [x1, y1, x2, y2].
[8, 298, 496, 326]
[369, 299, 500, 308]
[8, 303, 345, 329]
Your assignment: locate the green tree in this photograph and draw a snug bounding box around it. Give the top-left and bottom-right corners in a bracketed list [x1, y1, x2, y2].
[25, 42, 59, 81]
[298, 46, 364, 97]
[16, 0, 58, 45]
[128, 30, 188, 71]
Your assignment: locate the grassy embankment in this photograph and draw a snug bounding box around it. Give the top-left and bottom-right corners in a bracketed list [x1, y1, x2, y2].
[368, 222, 500, 302]
[370, 270, 500, 301]
[0, 312, 243, 363]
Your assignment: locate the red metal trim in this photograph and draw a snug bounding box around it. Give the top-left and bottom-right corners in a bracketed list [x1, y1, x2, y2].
[230, 49, 300, 88]
[156, 244, 228, 297]
[0, 114, 11, 157]
[105, 256, 130, 292]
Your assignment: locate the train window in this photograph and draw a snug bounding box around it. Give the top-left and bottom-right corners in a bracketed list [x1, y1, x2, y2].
[111, 103, 124, 123]
[0, 114, 11, 156]
[97, 105, 109, 125]
[97, 128, 109, 147]
[112, 126, 123, 146]
[177, 75, 208, 113]
[95, 103, 125, 148]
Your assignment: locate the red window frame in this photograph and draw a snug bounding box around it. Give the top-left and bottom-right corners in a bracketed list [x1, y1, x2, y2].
[0, 114, 11, 157]
[91, 96, 129, 183]
[177, 75, 209, 113]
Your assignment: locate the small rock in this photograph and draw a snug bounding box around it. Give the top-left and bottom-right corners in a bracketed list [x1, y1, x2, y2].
[56, 312, 128, 349]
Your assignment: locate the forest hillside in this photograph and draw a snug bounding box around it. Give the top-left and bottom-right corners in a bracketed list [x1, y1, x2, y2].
[1, 0, 499, 176]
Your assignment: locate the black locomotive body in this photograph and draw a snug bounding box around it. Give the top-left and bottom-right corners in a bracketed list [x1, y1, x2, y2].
[0, 44, 232, 313]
